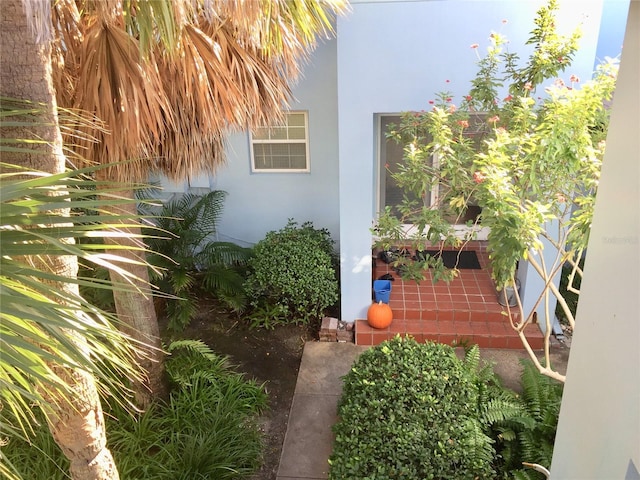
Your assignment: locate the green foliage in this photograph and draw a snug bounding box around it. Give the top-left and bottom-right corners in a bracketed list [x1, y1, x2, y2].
[329, 337, 500, 479]
[2, 340, 268, 480]
[0, 163, 158, 479]
[488, 361, 563, 479]
[555, 258, 584, 325]
[141, 191, 253, 332]
[244, 219, 338, 326]
[375, 0, 618, 299]
[247, 302, 290, 330]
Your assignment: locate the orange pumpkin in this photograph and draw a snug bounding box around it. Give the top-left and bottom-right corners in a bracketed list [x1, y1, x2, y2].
[367, 301, 393, 329]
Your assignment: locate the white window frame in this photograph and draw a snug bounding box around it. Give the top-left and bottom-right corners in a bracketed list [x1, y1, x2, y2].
[250, 111, 310, 173]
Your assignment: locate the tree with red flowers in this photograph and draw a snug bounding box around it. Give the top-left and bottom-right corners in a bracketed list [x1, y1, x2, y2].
[374, 0, 618, 381]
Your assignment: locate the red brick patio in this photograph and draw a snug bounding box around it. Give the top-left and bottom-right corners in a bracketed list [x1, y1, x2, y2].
[356, 242, 544, 349]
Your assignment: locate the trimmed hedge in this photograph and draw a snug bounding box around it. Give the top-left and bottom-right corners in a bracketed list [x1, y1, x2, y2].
[244, 220, 338, 325]
[329, 337, 495, 479]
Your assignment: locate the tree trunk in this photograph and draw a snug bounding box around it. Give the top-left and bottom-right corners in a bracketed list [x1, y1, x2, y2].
[0, 2, 120, 478]
[94, 179, 168, 407]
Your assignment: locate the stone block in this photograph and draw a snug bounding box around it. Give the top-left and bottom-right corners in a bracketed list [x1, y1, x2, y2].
[320, 316, 338, 342]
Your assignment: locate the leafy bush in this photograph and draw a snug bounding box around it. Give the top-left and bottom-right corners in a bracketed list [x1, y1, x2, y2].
[106, 340, 267, 480]
[329, 336, 498, 479]
[489, 361, 564, 480]
[244, 220, 338, 326]
[2, 340, 268, 480]
[141, 191, 253, 331]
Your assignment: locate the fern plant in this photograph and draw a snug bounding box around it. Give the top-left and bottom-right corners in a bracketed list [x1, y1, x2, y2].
[488, 361, 564, 479]
[141, 191, 252, 331]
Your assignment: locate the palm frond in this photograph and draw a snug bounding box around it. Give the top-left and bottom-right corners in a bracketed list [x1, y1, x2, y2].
[51, 0, 347, 182]
[123, 0, 181, 57]
[70, 21, 174, 180]
[196, 241, 253, 268]
[201, 267, 245, 297]
[0, 163, 165, 447]
[165, 293, 199, 332]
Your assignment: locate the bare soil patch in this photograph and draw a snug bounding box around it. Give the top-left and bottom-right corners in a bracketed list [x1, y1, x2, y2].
[167, 298, 316, 480]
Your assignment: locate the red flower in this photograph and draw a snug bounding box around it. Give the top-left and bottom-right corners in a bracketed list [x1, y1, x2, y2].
[465, 95, 473, 102]
[385, 163, 390, 169]
[446, 97, 452, 102]
[470, 43, 479, 49]
[428, 100, 435, 105]
[473, 171, 485, 184]
[457, 120, 469, 128]
[504, 94, 513, 102]
[570, 74, 580, 83]
[448, 104, 457, 113]
[488, 115, 500, 123]
[445, 79, 451, 83]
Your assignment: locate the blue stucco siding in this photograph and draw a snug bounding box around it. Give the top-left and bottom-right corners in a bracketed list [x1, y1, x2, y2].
[337, 0, 611, 323]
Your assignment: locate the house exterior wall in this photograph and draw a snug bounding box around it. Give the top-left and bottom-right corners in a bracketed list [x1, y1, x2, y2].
[159, 37, 340, 248]
[156, 0, 628, 328]
[337, 0, 609, 323]
[551, 2, 638, 476]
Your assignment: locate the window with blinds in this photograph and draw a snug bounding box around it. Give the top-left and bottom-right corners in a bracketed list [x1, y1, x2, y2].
[250, 112, 309, 172]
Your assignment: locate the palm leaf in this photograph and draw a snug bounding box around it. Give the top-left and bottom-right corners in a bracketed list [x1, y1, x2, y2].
[51, 0, 348, 182]
[70, 21, 174, 181]
[0, 164, 166, 448]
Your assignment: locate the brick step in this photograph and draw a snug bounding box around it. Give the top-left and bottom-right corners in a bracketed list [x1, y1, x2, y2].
[355, 319, 544, 350]
[388, 303, 518, 323]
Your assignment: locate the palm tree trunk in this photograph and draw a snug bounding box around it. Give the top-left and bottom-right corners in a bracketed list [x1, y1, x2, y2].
[94, 180, 168, 407]
[1, 2, 120, 478]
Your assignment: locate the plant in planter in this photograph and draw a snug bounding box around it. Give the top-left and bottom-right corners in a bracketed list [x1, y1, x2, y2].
[374, 0, 618, 381]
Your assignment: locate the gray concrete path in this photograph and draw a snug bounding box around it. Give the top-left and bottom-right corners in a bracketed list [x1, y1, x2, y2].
[276, 340, 569, 480]
[276, 342, 366, 480]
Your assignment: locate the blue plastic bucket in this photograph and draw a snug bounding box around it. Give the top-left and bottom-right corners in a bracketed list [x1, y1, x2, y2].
[373, 279, 392, 304]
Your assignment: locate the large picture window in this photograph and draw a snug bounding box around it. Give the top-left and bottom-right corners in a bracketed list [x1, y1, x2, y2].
[377, 113, 485, 225]
[250, 111, 309, 172]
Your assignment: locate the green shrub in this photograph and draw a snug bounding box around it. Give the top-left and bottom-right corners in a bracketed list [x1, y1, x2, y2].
[2, 340, 268, 480]
[141, 191, 253, 331]
[329, 336, 497, 479]
[244, 220, 338, 326]
[104, 340, 267, 479]
[489, 361, 564, 480]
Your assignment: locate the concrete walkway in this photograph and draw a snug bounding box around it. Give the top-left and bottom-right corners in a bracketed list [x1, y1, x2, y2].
[276, 342, 366, 480]
[276, 340, 570, 480]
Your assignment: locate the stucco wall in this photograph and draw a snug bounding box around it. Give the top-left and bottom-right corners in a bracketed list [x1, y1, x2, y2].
[337, 0, 609, 322]
[159, 37, 340, 248]
[551, 2, 638, 476]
